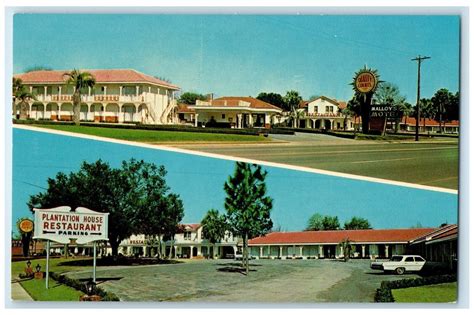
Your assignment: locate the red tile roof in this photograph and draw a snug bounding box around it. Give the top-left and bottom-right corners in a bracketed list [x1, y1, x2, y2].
[410, 224, 457, 244]
[14, 69, 180, 90]
[177, 104, 196, 113]
[180, 223, 201, 231]
[206, 97, 283, 111]
[402, 116, 459, 127]
[249, 228, 436, 245]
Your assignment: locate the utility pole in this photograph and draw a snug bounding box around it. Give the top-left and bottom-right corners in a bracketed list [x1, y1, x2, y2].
[411, 55, 431, 141]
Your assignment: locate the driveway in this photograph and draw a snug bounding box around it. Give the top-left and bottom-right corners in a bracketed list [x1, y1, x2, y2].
[68, 259, 421, 303]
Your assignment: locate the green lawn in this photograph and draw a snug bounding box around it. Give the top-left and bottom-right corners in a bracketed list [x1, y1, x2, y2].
[32, 124, 268, 143]
[12, 258, 91, 301]
[12, 257, 90, 279]
[19, 278, 84, 301]
[392, 282, 457, 303]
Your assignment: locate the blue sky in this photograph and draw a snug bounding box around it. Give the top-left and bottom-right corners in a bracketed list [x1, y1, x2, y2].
[13, 14, 460, 104]
[12, 129, 458, 231]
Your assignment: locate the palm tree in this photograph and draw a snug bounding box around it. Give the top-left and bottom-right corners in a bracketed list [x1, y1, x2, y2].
[338, 237, 353, 262]
[14, 86, 37, 120]
[63, 69, 96, 125]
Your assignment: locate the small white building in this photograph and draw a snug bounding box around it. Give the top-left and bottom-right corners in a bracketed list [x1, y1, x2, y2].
[13, 69, 180, 124]
[193, 96, 283, 128]
[298, 96, 353, 130]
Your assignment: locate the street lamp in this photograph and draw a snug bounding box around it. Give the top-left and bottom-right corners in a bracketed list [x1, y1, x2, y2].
[85, 279, 96, 296]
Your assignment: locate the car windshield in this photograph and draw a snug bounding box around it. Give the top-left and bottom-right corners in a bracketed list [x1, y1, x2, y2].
[390, 256, 403, 262]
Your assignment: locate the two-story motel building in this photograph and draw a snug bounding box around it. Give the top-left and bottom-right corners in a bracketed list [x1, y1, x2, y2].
[13, 69, 180, 124]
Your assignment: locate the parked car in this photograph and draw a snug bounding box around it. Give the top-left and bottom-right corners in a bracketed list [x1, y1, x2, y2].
[234, 253, 253, 260]
[370, 255, 426, 275]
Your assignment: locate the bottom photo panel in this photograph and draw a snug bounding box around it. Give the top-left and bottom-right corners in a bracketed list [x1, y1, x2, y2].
[11, 127, 458, 304]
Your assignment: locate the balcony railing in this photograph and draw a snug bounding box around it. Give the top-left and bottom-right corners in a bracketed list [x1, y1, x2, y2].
[32, 94, 150, 103]
[304, 112, 344, 118]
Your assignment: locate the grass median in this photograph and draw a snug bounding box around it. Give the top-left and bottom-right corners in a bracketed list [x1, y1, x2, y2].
[31, 124, 269, 143]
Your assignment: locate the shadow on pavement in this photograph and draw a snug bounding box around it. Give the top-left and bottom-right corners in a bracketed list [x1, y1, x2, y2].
[216, 262, 262, 267]
[217, 266, 257, 275]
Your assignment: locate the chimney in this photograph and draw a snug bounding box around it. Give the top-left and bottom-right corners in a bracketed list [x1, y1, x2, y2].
[207, 93, 214, 101]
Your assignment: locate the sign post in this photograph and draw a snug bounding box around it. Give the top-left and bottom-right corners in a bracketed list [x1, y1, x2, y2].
[46, 240, 50, 289]
[33, 206, 108, 289]
[93, 242, 97, 283]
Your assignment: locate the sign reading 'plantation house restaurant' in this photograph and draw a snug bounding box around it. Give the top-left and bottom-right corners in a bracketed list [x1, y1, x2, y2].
[34, 206, 108, 244]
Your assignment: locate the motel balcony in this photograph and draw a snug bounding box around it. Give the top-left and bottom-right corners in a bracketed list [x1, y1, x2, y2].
[32, 93, 151, 104]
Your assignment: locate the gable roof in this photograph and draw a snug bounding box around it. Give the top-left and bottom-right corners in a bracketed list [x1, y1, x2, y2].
[14, 69, 180, 90]
[178, 223, 201, 232]
[205, 97, 283, 111]
[249, 228, 436, 245]
[300, 96, 345, 109]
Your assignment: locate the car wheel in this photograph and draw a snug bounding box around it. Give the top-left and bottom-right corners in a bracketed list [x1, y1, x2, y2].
[395, 267, 405, 275]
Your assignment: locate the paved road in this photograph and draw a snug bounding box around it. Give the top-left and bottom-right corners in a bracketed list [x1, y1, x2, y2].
[172, 134, 458, 190]
[68, 259, 421, 303]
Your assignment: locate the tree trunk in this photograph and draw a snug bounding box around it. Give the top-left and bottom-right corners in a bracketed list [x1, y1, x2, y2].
[110, 239, 119, 257]
[19, 101, 29, 120]
[244, 233, 249, 275]
[73, 91, 81, 126]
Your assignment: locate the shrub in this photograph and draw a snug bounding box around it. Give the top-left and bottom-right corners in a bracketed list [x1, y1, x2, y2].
[49, 272, 120, 301]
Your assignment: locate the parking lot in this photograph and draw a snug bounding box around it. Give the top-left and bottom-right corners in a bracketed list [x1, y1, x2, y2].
[68, 258, 421, 303]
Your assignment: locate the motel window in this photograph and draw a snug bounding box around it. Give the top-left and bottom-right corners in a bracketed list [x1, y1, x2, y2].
[123, 86, 135, 95]
[325, 106, 329, 112]
[222, 114, 225, 119]
[184, 232, 191, 240]
[101, 86, 105, 92]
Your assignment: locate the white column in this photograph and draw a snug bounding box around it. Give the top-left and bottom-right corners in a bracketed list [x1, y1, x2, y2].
[194, 113, 199, 127]
[136, 86, 139, 97]
[362, 245, 366, 258]
[190, 246, 194, 259]
[259, 246, 263, 258]
[299, 246, 303, 257]
[279, 246, 283, 258]
[197, 246, 202, 256]
[339, 246, 344, 258]
[319, 245, 323, 258]
[44, 86, 47, 98]
[29, 86, 33, 93]
[385, 245, 389, 258]
[103, 86, 107, 96]
[119, 105, 124, 123]
[58, 86, 62, 98]
[174, 246, 178, 258]
[249, 114, 254, 127]
[88, 86, 91, 96]
[237, 114, 243, 128]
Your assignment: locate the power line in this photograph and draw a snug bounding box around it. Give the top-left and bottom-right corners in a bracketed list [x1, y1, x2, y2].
[411, 55, 431, 142]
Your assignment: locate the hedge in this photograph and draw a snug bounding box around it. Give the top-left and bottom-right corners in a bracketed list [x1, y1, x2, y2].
[50, 272, 120, 301]
[374, 274, 457, 302]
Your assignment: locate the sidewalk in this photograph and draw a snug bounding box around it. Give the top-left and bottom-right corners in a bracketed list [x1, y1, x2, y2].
[11, 281, 34, 301]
